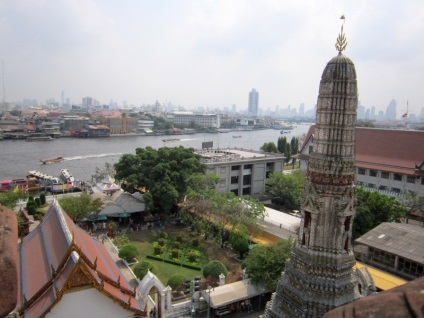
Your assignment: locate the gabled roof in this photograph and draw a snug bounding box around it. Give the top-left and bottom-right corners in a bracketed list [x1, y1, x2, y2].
[112, 190, 145, 213]
[298, 126, 424, 176]
[18, 200, 146, 317]
[355, 222, 424, 264]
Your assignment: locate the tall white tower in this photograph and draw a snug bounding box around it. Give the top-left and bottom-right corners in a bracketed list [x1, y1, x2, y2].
[248, 89, 259, 116]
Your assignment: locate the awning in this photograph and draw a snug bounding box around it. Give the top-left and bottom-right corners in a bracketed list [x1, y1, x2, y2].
[96, 215, 108, 221]
[118, 213, 131, 218]
[201, 279, 267, 308]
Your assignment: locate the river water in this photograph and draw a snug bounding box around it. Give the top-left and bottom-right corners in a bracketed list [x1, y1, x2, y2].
[0, 124, 312, 181]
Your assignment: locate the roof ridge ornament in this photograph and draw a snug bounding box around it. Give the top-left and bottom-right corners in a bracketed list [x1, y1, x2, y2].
[335, 15, 348, 54]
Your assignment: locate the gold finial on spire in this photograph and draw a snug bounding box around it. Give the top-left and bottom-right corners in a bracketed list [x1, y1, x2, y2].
[335, 15, 347, 54]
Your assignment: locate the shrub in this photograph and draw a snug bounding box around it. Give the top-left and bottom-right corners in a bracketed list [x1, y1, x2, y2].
[187, 250, 200, 263]
[133, 261, 155, 280]
[26, 202, 36, 215]
[158, 232, 168, 240]
[34, 198, 41, 208]
[154, 245, 162, 255]
[192, 239, 199, 247]
[203, 260, 227, 279]
[171, 248, 180, 259]
[167, 274, 186, 290]
[176, 236, 183, 243]
[158, 238, 165, 246]
[118, 244, 139, 262]
[113, 234, 130, 249]
[173, 241, 181, 249]
[40, 193, 46, 205]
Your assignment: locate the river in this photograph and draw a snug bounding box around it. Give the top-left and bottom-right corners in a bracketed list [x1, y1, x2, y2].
[0, 124, 312, 181]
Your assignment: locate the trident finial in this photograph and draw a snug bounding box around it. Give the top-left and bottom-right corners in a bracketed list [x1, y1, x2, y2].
[335, 15, 347, 54]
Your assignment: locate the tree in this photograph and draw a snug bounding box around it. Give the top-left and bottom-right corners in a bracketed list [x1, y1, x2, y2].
[260, 142, 279, 153]
[114, 146, 206, 214]
[203, 260, 227, 280]
[265, 170, 305, 210]
[353, 188, 407, 239]
[0, 190, 25, 209]
[242, 239, 293, 290]
[134, 261, 155, 280]
[59, 192, 103, 221]
[229, 225, 250, 259]
[290, 137, 299, 165]
[399, 191, 424, 217]
[118, 243, 139, 262]
[167, 274, 186, 290]
[186, 175, 266, 246]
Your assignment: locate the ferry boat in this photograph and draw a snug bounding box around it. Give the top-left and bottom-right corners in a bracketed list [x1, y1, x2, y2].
[40, 156, 64, 164]
[60, 169, 75, 186]
[25, 136, 53, 142]
[162, 138, 180, 142]
[232, 135, 242, 138]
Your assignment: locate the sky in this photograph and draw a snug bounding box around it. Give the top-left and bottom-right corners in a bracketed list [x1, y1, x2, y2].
[1, 0, 423, 117]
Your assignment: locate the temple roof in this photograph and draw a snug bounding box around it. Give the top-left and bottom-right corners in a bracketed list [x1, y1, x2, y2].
[18, 200, 145, 317]
[297, 126, 424, 176]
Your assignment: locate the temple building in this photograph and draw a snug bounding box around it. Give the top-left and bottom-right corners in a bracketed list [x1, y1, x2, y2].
[10, 200, 146, 318]
[263, 22, 368, 317]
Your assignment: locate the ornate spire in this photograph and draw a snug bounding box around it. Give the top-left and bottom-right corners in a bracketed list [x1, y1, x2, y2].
[335, 15, 347, 53]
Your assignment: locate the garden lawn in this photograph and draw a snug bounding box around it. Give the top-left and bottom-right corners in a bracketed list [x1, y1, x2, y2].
[126, 230, 202, 285]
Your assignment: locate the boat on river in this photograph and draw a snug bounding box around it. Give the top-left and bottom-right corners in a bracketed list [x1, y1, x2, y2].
[25, 136, 53, 142]
[40, 156, 64, 164]
[60, 169, 75, 186]
[162, 138, 180, 142]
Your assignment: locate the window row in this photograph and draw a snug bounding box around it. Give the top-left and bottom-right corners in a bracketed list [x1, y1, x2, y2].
[357, 168, 421, 184]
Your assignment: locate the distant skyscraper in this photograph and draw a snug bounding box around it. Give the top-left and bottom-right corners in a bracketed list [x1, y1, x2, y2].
[299, 103, 305, 116]
[385, 99, 397, 120]
[61, 90, 64, 106]
[248, 89, 259, 116]
[82, 96, 93, 108]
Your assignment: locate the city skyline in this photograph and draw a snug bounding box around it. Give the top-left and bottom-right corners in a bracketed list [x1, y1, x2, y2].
[1, 1, 423, 115]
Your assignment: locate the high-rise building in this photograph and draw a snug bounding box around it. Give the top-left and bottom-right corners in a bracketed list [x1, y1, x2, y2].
[385, 99, 397, 120]
[248, 89, 259, 116]
[263, 23, 361, 318]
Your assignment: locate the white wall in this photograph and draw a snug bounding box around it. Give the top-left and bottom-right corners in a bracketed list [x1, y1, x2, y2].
[48, 288, 136, 318]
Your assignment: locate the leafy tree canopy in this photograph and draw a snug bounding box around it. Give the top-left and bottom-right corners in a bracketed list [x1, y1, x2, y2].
[203, 260, 227, 279]
[242, 239, 293, 290]
[229, 225, 250, 259]
[265, 170, 305, 210]
[59, 192, 103, 221]
[260, 142, 279, 153]
[114, 146, 206, 214]
[353, 187, 407, 239]
[134, 261, 155, 280]
[0, 190, 26, 209]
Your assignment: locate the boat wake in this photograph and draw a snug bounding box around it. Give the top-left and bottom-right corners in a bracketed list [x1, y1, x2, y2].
[64, 153, 123, 161]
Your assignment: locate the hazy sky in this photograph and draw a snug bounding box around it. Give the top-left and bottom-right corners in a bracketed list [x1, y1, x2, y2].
[1, 0, 423, 116]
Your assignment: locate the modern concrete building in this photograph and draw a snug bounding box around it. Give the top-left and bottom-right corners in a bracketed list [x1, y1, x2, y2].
[198, 148, 285, 198]
[294, 126, 424, 197]
[167, 111, 220, 128]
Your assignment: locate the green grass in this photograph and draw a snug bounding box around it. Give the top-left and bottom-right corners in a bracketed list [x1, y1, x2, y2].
[126, 231, 204, 285]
